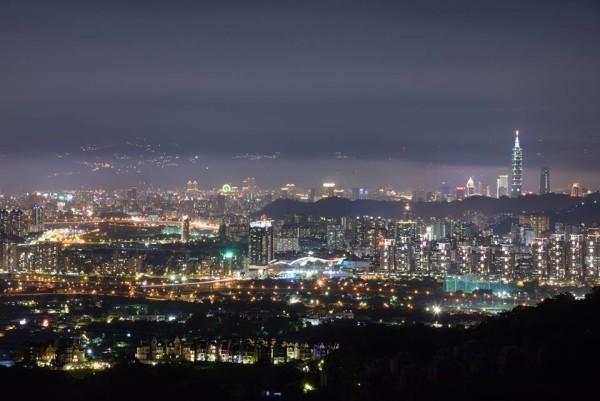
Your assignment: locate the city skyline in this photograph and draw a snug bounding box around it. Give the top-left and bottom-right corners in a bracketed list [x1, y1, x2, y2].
[2, 1, 600, 399]
[0, 129, 594, 195]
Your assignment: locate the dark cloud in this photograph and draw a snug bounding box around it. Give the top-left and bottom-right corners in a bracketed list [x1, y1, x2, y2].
[1, 0, 599, 185]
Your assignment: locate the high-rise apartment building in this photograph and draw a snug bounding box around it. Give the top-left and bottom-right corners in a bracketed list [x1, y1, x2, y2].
[249, 220, 274, 265]
[0, 209, 25, 237]
[497, 175, 509, 198]
[519, 214, 550, 238]
[180, 216, 190, 243]
[30, 205, 45, 234]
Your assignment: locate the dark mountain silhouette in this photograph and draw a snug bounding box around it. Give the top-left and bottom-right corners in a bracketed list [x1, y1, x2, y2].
[259, 193, 600, 224]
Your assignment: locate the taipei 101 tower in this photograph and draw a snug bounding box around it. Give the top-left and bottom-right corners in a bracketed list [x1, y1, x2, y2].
[511, 130, 523, 197]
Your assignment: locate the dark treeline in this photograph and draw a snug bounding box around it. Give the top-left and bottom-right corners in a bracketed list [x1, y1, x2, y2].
[0, 363, 307, 401]
[318, 289, 600, 401]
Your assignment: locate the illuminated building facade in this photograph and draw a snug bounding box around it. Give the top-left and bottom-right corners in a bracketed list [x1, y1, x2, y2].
[571, 182, 581, 197]
[274, 224, 300, 253]
[30, 205, 45, 234]
[511, 130, 523, 197]
[539, 167, 550, 195]
[496, 175, 509, 198]
[466, 177, 475, 197]
[519, 214, 550, 238]
[180, 215, 190, 243]
[249, 220, 274, 265]
[326, 224, 345, 251]
[0, 209, 25, 237]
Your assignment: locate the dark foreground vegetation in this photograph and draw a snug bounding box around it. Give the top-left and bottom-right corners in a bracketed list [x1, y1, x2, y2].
[2, 289, 600, 401]
[320, 289, 600, 400]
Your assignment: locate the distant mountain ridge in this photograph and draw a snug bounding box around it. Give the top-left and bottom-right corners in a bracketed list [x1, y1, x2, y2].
[258, 193, 600, 224]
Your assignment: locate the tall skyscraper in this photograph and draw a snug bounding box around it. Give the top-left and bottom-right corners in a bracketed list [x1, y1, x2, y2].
[242, 177, 257, 199]
[30, 205, 45, 234]
[496, 175, 509, 198]
[571, 182, 581, 197]
[186, 180, 200, 194]
[208, 195, 226, 216]
[0, 209, 24, 237]
[322, 182, 336, 198]
[326, 224, 345, 251]
[249, 220, 273, 265]
[466, 177, 476, 197]
[180, 215, 190, 243]
[539, 167, 550, 195]
[0, 210, 8, 235]
[511, 130, 523, 197]
[126, 186, 138, 212]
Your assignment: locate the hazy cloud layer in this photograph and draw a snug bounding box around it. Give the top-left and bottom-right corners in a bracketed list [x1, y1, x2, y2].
[1, 0, 599, 188]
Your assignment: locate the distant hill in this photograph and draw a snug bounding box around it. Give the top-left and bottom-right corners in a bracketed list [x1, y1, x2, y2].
[258, 193, 600, 223]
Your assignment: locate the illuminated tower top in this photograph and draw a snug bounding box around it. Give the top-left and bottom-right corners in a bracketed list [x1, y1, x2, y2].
[466, 177, 475, 197]
[511, 130, 523, 197]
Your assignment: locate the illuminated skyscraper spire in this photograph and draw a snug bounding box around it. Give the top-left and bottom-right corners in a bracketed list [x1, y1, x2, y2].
[466, 177, 475, 197]
[511, 130, 523, 197]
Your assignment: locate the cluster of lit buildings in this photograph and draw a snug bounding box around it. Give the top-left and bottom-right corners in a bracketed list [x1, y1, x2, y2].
[26, 338, 109, 371]
[0, 131, 598, 290]
[2, 201, 600, 289]
[241, 212, 600, 284]
[135, 337, 337, 366]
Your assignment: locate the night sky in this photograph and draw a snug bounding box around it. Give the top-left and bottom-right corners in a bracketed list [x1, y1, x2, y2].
[1, 0, 599, 191]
